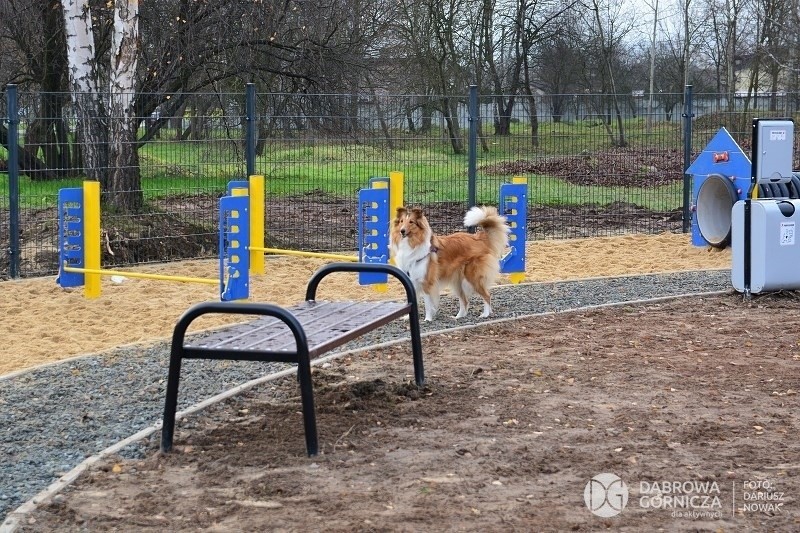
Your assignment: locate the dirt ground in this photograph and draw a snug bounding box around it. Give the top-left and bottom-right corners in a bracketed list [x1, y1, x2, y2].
[19, 292, 800, 531]
[0, 233, 730, 376]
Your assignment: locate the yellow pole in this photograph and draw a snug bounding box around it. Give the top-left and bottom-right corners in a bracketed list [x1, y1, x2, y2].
[63, 265, 219, 285]
[249, 175, 265, 274]
[387, 171, 405, 270]
[389, 170, 404, 215]
[251, 246, 357, 262]
[83, 181, 101, 299]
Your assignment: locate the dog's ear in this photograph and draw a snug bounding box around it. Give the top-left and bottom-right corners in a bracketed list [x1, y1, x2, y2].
[394, 206, 407, 220]
[411, 207, 424, 218]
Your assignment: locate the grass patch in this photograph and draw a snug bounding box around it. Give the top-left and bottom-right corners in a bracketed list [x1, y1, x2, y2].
[2, 118, 686, 210]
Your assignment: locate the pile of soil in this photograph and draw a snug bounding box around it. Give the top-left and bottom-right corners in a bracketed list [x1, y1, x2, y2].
[480, 148, 686, 187]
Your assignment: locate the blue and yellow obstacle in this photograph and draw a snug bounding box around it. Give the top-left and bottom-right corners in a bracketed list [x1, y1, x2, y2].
[238, 171, 527, 284]
[499, 176, 528, 284]
[57, 172, 528, 299]
[57, 181, 249, 300]
[235, 172, 402, 292]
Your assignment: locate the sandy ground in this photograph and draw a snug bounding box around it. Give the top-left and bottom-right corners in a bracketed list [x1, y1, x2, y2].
[0, 233, 730, 376]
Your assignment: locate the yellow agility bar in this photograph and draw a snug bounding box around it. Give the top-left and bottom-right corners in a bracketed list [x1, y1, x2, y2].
[249, 171, 399, 270]
[250, 246, 357, 262]
[63, 265, 219, 285]
[72, 180, 220, 297]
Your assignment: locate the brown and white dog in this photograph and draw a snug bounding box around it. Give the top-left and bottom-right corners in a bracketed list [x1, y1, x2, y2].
[390, 205, 509, 321]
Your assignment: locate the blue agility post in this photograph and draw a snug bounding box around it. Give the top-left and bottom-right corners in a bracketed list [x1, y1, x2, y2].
[219, 194, 251, 301]
[56, 187, 86, 288]
[357, 177, 391, 285]
[499, 177, 528, 284]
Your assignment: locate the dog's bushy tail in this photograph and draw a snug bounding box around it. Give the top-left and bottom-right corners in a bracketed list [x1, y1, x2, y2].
[463, 206, 510, 257]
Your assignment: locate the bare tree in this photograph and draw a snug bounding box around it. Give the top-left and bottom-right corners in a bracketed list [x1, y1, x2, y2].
[479, 0, 570, 138]
[519, 0, 575, 145]
[2, 0, 388, 211]
[534, 14, 585, 121]
[0, 0, 71, 179]
[583, 0, 633, 146]
[740, 0, 791, 111]
[645, 0, 660, 132]
[391, 0, 473, 154]
[703, 0, 750, 110]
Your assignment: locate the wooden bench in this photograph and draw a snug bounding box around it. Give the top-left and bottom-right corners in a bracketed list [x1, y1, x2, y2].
[160, 263, 424, 457]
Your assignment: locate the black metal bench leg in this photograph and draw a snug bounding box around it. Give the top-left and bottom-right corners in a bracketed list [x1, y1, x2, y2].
[161, 348, 183, 452]
[296, 349, 319, 456]
[408, 307, 425, 387]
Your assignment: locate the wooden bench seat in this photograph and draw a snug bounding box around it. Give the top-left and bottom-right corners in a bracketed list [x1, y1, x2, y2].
[160, 263, 424, 456]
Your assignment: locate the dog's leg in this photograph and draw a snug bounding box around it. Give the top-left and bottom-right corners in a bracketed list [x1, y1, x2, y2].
[422, 292, 439, 321]
[454, 279, 470, 319]
[474, 284, 493, 318]
[422, 265, 440, 321]
[421, 278, 441, 321]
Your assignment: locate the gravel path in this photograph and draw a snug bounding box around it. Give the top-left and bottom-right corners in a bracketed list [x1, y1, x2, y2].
[0, 270, 732, 519]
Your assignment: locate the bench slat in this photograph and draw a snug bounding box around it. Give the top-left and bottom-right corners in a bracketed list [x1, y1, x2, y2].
[185, 300, 409, 357]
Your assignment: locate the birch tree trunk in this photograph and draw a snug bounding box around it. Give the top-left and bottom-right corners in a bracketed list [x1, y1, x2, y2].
[62, 0, 109, 185]
[108, 0, 143, 212]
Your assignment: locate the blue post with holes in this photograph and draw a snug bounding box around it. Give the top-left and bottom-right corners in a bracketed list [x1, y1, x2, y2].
[219, 195, 250, 301]
[499, 180, 527, 282]
[56, 188, 86, 288]
[357, 177, 390, 285]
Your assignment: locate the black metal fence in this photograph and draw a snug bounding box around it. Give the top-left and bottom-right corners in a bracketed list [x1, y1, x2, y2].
[2, 84, 799, 278]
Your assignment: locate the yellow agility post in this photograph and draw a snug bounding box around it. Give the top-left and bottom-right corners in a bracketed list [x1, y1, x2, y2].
[83, 181, 101, 299]
[389, 170, 404, 216]
[249, 175, 265, 275]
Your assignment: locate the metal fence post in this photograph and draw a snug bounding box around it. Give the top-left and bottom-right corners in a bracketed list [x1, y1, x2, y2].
[467, 85, 478, 211]
[681, 84, 694, 234]
[7, 84, 20, 278]
[245, 82, 256, 177]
